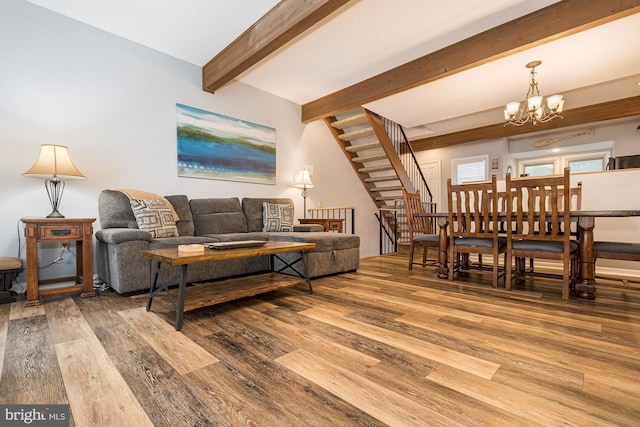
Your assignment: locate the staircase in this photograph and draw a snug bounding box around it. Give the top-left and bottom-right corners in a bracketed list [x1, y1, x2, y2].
[324, 108, 435, 251]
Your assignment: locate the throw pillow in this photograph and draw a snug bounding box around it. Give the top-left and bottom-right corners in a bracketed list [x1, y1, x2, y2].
[130, 199, 179, 238]
[262, 202, 294, 232]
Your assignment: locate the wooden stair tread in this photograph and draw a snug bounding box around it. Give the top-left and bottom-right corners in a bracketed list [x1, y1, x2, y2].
[358, 165, 393, 173]
[364, 175, 399, 183]
[331, 113, 367, 129]
[345, 141, 381, 152]
[370, 185, 404, 192]
[375, 195, 403, 201]
[352, 153, 388, 163]
[339, 127, 375, 141]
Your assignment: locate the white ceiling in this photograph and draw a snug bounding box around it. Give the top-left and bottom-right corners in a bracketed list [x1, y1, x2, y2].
[25, 0, 640, 138]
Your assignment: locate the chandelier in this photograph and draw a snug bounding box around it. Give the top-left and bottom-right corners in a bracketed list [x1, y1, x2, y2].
[504, 60, 564, 126]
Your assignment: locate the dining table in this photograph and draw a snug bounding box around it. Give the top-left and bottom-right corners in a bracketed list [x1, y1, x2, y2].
[417, 210, 640, 299]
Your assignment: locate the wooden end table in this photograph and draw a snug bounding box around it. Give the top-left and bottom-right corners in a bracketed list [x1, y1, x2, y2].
[22, 217, 96, 307]
[298, 218, 345, 233]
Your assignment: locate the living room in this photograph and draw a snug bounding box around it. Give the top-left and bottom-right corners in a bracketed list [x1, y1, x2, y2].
[2, 1, 640, 425]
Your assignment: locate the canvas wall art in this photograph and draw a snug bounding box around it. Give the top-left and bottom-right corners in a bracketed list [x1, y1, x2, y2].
[176, 103, 276, 184]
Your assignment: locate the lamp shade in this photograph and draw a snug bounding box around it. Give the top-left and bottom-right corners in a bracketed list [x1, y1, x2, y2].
[293, 169, 313, 189]
[23, 144, 85, 179]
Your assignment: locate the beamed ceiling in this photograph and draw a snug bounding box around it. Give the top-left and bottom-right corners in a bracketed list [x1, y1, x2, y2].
[28, 0, 640, 149]
[202, 0, 640, 149]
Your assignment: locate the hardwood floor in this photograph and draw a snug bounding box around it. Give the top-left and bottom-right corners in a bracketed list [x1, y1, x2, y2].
[1, 254, 639, 426]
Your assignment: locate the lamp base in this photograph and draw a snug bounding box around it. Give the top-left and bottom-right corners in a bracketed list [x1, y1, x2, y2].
[46, 209, 65, 219]
[44, 177, 66, 219]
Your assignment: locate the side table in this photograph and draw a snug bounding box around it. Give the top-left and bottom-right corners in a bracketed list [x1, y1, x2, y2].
[298, 218, 345, 233]
[21, 217, 96, 307]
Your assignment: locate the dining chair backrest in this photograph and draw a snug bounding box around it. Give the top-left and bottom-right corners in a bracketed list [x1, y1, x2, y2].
[403, 189, 433, 235]
[447, 176, 499, 238]
[533, 181, 582, 211]
[506, 168, 571, 242]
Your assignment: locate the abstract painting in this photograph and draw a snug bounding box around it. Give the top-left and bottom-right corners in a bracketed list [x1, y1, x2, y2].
[176, 104, 276, 184]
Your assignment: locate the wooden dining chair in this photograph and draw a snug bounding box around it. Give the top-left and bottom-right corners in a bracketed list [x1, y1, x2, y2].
[402, 189, 440, 270]
[523, 181, 582, 275]
[593, 241, 640, 282]
[506, 168, 578, 299]
[447, 175, 507, 288]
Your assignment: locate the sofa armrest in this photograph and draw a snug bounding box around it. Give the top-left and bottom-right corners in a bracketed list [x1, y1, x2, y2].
[95, 228, 152, 244]
[293, 224, 325, 232]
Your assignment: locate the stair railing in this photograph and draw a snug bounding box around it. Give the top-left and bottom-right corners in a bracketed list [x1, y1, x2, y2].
[373, 113, 435, 253]
[378, 114, 434, 209]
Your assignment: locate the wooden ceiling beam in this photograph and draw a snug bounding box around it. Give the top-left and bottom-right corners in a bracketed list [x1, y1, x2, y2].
[202, 0, 351, 94]
[301, 0, 640, 123]
[410, 96, 640, 152]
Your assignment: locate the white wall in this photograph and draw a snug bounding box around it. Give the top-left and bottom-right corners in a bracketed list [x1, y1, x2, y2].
[0, 0, 380, 286]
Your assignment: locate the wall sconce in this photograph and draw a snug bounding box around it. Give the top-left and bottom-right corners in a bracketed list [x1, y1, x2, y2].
[293, 169, 314, 218]
[23, 144, 85, 218]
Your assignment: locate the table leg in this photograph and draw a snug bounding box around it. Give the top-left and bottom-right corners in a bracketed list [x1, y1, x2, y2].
[437, 217, 449, 279]
[576, 216, 596, 299]
[175, 264, 188, 331]
[80, 222, 96, 298]
[146, 261, 161, 312]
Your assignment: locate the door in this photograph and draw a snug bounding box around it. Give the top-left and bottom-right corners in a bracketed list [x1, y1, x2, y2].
[420, 160, 441, 212]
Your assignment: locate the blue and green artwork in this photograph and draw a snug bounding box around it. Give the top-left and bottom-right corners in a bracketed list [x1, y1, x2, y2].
[176, 104, 276, 185]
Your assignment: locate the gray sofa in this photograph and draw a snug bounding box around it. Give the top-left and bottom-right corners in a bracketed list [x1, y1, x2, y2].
[95, 190, 360, 294]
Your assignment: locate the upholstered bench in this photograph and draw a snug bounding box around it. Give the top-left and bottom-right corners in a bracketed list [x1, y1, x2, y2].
[0, 257, 21, 304]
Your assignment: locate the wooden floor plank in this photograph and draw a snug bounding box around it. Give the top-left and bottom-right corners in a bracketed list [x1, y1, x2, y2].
[0, 303, 9, 381]
[42, 293, 94, 344]
[55, 335, 154, 427]
[427, 364, 625, 427]
[302, 306, 500, 379]
[117, 307, 218, 375]
[108, 345, 227, 427]
[0, 315, 67, 405]
[277, 348, 466, 427]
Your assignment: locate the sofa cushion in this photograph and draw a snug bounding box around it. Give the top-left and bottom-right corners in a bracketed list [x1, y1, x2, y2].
[190, 197, 248, 235]
[165, 195, 195, 236]
[262, 202, 294, 232]
[98, 189, 138, 229]
[268, 232, 360, 252]
[243, 197, 295, 232]
[130, 199, 179, 238]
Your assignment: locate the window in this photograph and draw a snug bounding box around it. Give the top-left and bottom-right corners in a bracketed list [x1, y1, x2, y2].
[524, 162, 555, 176]
[452, 155, 487, 184]
[520, 157, 558, 177]
[516, 148, 611, 176]
[565, 152, 609, 173]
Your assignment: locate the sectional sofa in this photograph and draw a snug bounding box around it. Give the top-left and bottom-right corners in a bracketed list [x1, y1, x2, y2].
[95, 190, 360, 294]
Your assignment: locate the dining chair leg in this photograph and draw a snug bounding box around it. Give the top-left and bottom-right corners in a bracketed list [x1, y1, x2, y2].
[562, 258, 570, 300]
[504, 252, 510, 289]
[492, 253, 499, 288]
[408, 243, 414, 270]
[422, 247, 427, 266]
[448, 246, 455, 281]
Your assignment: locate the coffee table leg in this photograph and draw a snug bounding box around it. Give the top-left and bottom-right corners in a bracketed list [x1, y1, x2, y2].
[147, 261, 161, 311]
[271, 252, 313, 294]
[302, 252, 312, 294]
[175, 264, 188, 331]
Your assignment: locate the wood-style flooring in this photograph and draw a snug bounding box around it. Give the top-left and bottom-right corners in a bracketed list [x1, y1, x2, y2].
[1, 254, 639, 426]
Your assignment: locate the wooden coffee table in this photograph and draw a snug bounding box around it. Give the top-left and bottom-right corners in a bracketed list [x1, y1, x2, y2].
[141, 241, 316, 330]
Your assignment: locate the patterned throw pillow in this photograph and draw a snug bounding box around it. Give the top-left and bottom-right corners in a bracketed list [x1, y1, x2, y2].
[130, 199, 179, 238]
[262, 202, 294, 232]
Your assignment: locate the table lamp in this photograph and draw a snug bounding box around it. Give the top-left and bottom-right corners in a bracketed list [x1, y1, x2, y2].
[293, 169, 314, 218]
[23, 144, 85, 218]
